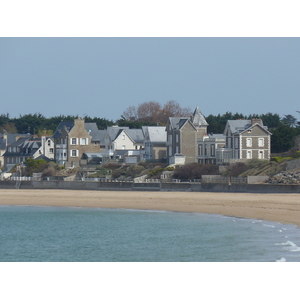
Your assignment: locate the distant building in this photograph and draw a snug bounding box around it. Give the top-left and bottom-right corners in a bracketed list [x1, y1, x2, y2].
[3, 135, 54, 171]
[52, 118, 104, 166]
[197, 134, 226, 164]
[102, 126, 144, 163]
[166, 107, 208, 164]
[220, 119, 272, 163]
[143, 126, 167, 162]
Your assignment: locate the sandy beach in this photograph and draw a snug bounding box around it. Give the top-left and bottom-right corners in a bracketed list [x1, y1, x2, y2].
[0, 189, 300, 227]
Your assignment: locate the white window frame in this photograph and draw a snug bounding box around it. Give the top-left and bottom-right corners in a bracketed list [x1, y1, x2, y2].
[258, 138, 264, 147]
[70, 138, 78, 145]
[246, 138, 252, 147]
[246, 150, 252, 159]
[70, 149, 79, 157]
[80, 138, 88, 145]
[258, 150, 264, 159]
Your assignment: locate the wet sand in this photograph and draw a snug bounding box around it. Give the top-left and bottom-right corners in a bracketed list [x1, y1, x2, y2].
[0, 189, 300, 227]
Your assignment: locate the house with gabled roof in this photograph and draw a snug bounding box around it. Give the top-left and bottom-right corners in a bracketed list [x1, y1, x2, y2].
[219, 118, 272, 163]
[52, 118, 104, 166]
[103, 126, 144, 162]
[166, 107, 208, 164]
[143, 126, 167, 162]
[2, 135, 54, 171]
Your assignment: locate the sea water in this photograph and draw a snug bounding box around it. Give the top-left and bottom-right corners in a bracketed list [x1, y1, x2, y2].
[1, 205, 300, 262]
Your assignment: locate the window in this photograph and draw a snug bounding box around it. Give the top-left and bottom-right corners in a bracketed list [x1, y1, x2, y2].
[80, 138, 88, 145]
[234, 137, 239, 149]
[198, 145, 203, 156]
[227, 138, 232, 148]
[50, 148, 54, 153]
[48, 140, 51, 146]
[122, 134, 125, 140]
[122, 145, 126, 150]
[258, 150, 264, 159]
[246, 150, 252, 159]
[211, 144, 215, 156]
[258, 138, 264, 147]
[70, 150, 78, 157]
[246, 138, 252, 147]
[70, 138, 77, 145]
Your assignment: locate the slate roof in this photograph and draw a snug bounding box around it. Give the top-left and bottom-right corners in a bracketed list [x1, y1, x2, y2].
[0, 133, 31, 145]
[143, 126, 166, 143]
[225, 120, 270, 135]
[84, 123, 102, 142]
[106, 127, 129, 141]
[126, 129, 144, 143]
[52, 121, 74, 138]
[7, 137, 31, 147]
[0, 137, 6, 150]
[192, 106, 209, 126]
[83, 153, 103, 158]
[168, 117, 190, 130]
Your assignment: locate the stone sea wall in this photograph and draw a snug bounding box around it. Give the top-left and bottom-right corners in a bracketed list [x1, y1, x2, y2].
[0, 180, 299, 193]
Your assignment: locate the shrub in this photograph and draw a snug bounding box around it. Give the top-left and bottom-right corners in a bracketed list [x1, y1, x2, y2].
[293, 151, 300, 159]
[271, 156, 283, 163]
[23, 158, 48, 176]
[147, 167, 164, 178]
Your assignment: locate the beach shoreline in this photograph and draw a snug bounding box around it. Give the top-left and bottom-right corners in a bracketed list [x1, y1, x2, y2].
[0, 189, 300, 227]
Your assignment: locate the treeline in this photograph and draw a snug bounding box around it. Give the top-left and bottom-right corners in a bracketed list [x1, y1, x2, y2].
[0, 113, 114, 135]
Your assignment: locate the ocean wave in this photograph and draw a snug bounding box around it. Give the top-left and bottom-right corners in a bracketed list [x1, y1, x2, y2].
[276, 241, 300, 252]
[276, 257, 286, 262]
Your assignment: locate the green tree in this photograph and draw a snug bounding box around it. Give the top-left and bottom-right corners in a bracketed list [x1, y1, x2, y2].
[23, 158, 48, 176]
[270, 124, 300, 153]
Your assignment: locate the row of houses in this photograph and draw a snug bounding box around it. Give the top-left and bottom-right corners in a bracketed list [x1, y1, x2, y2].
[0, 106, 272, 171]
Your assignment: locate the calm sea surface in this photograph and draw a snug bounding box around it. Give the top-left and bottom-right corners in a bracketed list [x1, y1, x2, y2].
[1, 204, 300, 262]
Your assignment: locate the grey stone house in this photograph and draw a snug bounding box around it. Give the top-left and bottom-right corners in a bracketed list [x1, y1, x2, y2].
[220, 119, 272, 163]
[166, 107, 208, 164]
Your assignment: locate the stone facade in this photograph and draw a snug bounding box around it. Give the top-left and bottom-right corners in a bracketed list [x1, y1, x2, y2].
[223, 119, 271, 163]
[53, 118, 103, 165]
[166, 107, 208, 164]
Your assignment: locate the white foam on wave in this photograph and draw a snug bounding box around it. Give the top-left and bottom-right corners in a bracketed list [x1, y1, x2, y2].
[263, 224, 276, 228]
[276, 241, 300, 252]
[276, 257, 286, 262]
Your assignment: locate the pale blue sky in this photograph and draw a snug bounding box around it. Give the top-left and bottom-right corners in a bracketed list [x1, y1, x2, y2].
[1, 37, 299, 121]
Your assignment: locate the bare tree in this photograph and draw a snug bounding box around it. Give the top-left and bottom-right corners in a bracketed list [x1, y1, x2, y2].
[137, 101, 162, 123]
[122, 100, 192, 124]
[122, 105, 138, 121]
[161, 100, 191, 123]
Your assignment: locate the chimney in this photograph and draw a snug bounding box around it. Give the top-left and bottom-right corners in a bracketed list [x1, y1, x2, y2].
[74, 118, 85, 128]
[251, 119, 263, 126]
